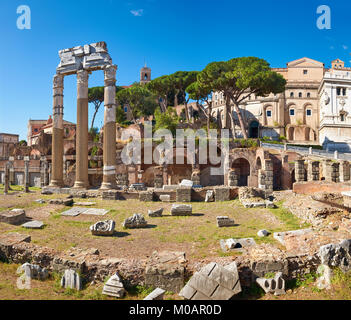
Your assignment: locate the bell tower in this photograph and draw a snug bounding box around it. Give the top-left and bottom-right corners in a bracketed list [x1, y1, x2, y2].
[140, 63, 151, 84]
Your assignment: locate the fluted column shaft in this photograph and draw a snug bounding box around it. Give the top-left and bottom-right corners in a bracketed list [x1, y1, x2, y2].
[100, 65, 117, 189]
[50, 74, 64, 187]
[73, 70, 89, 189]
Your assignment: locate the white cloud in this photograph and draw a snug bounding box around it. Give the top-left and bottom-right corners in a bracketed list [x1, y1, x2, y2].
[130, 9, 144, 16]
[343, 44, 348, 50]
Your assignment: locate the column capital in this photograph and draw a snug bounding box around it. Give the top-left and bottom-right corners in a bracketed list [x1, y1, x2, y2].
[53, 74, 64, 89]
[104, 64, 117, 80]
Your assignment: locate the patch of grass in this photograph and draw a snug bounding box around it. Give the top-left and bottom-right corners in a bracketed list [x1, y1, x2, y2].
[127, 285, 154, 298]
[287, 272, 317, 290]
[238, 283, 265, 300]
[269, 201, 307, 230]
[264, 272, 276, 278]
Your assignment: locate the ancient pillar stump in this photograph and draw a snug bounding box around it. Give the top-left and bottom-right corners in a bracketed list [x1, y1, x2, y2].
[295, 159, 305, 182]
[24, 158, 29, 193]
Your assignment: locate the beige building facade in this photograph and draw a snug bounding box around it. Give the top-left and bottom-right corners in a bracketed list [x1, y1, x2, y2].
[0, 133, 19, 157]
[211, 57, 325, 144]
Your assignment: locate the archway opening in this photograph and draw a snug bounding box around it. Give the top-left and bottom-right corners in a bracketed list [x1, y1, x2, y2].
[232, 158, 250, 186]
[249, 121, 259, 138]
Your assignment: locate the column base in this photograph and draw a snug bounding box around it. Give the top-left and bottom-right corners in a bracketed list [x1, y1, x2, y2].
[73, 181, 89, 189]
[49, 180, 64, 188]
[100, 182, 117, 190]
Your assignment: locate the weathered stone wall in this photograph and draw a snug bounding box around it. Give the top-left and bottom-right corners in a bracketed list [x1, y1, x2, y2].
[214, 187, 230, 202]
[176, 187, 192, 202]
[293, 181, 351, 195]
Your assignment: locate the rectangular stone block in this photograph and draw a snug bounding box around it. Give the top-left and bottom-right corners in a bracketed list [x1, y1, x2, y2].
[176, 187, 192, 202]
[139, 191, 154, 202]
[214, 187, 230, 202]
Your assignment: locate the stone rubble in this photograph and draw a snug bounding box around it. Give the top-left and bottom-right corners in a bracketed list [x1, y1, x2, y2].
[257, 229, 270, 237]
[61, 269, 82, 291]
[205, 190, 215, 202]
[123, 214, 148, 229]
[256, 272, 286, 295]
[143, 288, 166, 300]
[17, 262, 49, 280]
[102, 273, 126, 298]
[179, 262, 241, 300]
[0, 209, 26, 225]
[220, 238, 256, 252]
[216, 216, 235, 227]
[171, 204, 192, 216]
[90, 220, 115, 236]
[148, 208, 163, 217]
[22, 220, 44, 229]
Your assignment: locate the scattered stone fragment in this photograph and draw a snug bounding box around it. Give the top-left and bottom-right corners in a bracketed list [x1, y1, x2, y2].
[90, 220, 115, 236]
[316, 264, 333, 290]
[81, 208, 109, 216]
[17, 263, 48, 280]
[205, 190, 215, 202]
[61, 207, 86, 217]
[0, 209, 26, 225]
[257, 229, 270, 237]
[74, 202, 96, 206]
[273, 229, 313, 246]
[22, 220, 44, 229]
[318, 239, 351, 273]
[216, 216, 235, 227]
[61, 269, 82, 291]
[256, 272, 285, 295]
[220, 238, 256, 252]
[171, 204, 192, 216]
[49, 198, 74, 206]
[159, 195, 171, 202]
[102, 273, 126, 298]
[180, 179, 193, 187]
[148, 208, 164, 217]
[143, 288, 166, 300]
[35, 199, 45, 204]
[123, 213, 148, 229]
[179, 262, 241, 300]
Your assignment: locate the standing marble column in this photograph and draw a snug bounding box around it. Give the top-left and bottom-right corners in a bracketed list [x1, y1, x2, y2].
[74, 70, 89, 189]
[4, 163, 9, 194]
[50, 74, 64, 187]
[100, 65, 117, 190]
[24, 158, 29, 193]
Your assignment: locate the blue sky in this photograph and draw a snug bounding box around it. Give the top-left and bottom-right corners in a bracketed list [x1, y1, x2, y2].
[0, 0, 350, 140]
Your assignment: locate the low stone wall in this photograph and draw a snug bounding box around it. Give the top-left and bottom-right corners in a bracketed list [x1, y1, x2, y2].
[293, 181, 351, 195]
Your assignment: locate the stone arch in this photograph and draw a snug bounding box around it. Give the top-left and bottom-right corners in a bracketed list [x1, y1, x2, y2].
[287, 126, 295, 141]
[231, 158, 250, 186]
[263, 104, 273, 126]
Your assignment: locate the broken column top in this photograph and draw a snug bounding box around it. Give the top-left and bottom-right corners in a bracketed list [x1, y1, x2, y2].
[56, 41, 113, 75]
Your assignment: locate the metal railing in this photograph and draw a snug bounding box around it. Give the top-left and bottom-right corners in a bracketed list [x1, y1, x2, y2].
[261, 142, 351, 161]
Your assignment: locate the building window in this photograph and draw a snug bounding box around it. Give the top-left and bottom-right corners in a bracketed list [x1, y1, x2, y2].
[303, 69, 308, 75]
[290, 109, 295, 116]
[341, 114, 345, 122]
[306, 109, 312, 116]
[307, 92, 311, 98]
[290, 92, 294, 98]
[343, 88, 347, 96]
[266, 110, 272, 117]
[299, 92, 302, 98]
[124, 107, 128, 113]
[337, 87, 346, 96]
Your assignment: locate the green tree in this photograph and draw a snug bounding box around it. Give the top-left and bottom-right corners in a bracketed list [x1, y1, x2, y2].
[198, 58, 286, 138]
[146, 75, 172, 112]
[116, 84, 157, 123]
[88, 87, 104, 130]
[154, 107, 179, 135]
[169, 71, 198, 122]
[186, 81, 213, 134]
[116, 106, 127, 124]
